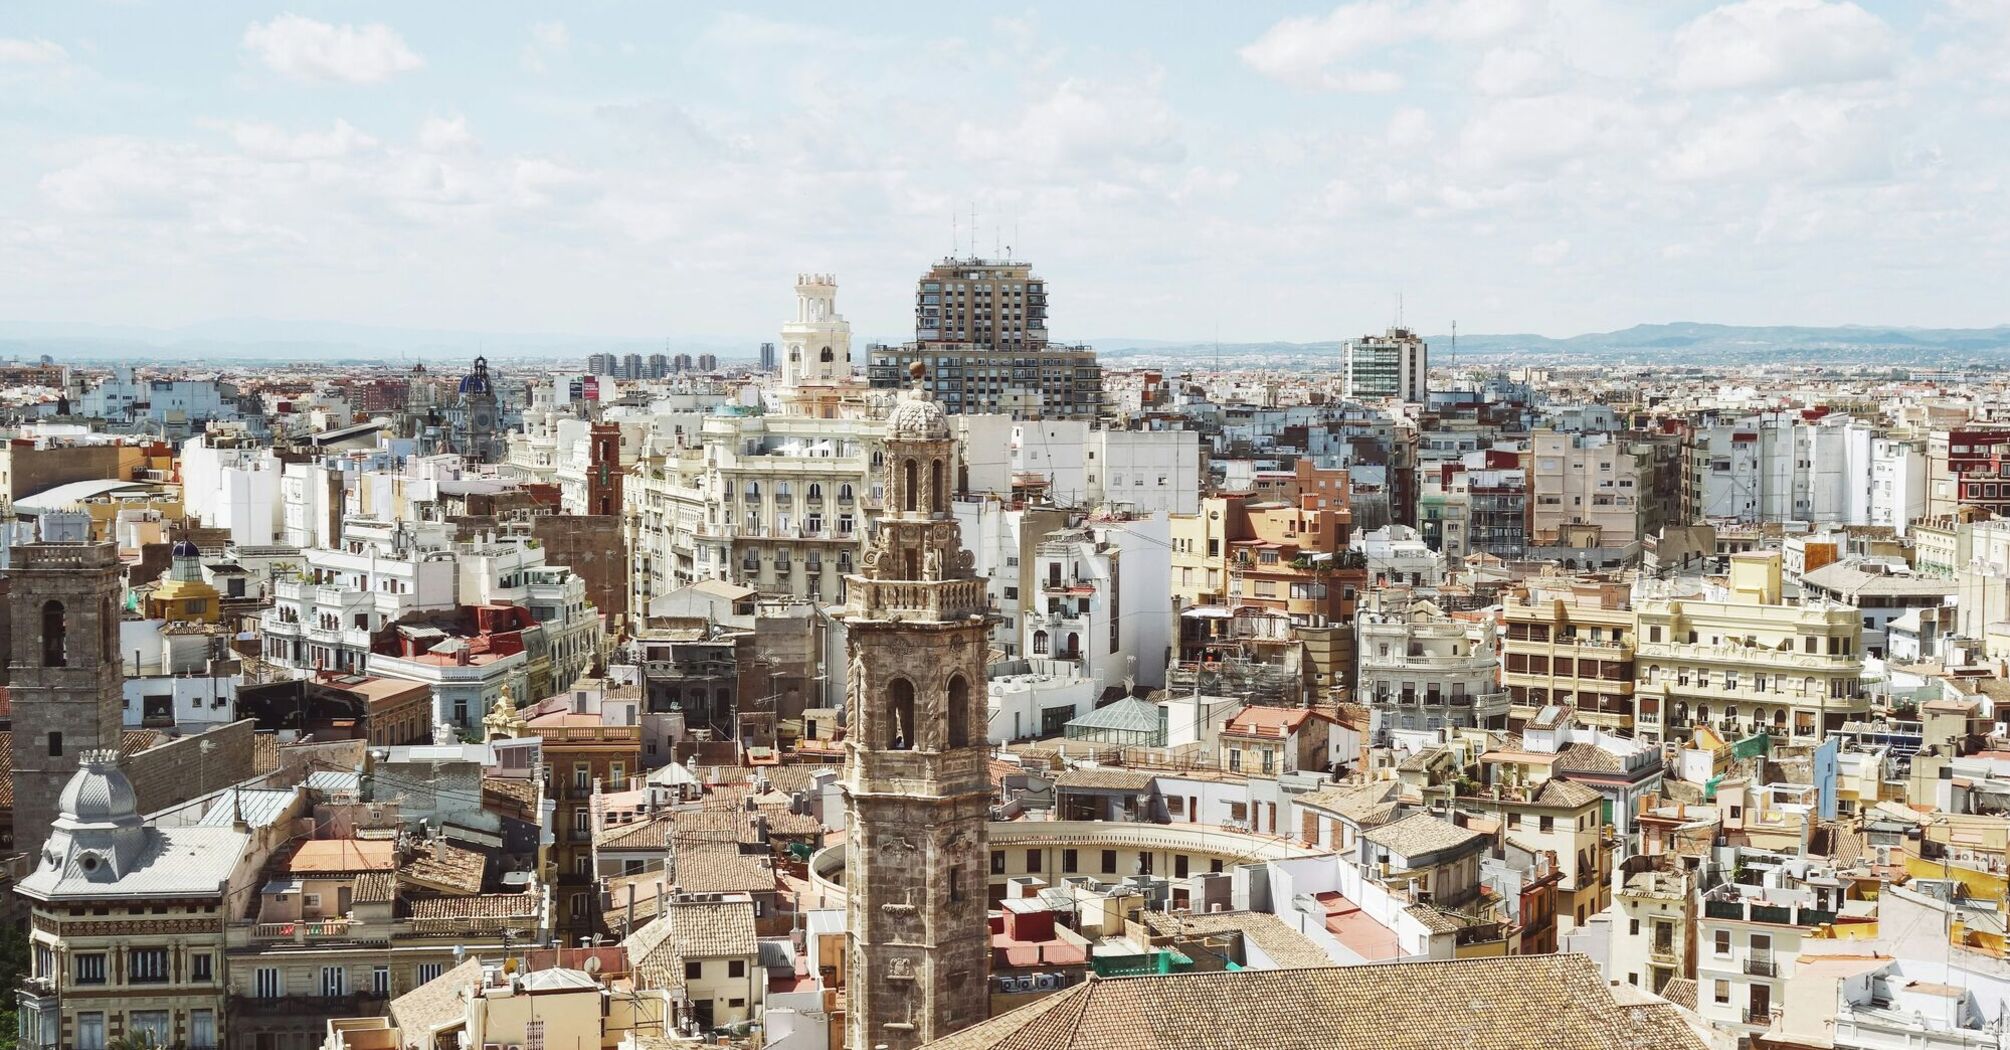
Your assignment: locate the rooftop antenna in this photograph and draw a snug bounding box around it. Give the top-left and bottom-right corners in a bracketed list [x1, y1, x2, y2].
[1396, 292, 1405, 330]
[1450, 319, 1458, 380]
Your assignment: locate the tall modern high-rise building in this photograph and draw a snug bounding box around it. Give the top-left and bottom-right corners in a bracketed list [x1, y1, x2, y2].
[840, 369, 992, 1050]
[586, 352, 615, 376]
[1343, 327, 1429, 403]
[912, 256, 1047, 350]
[696, 353, 718, 372]
[621, 353, 645, 381]
[868, 256, 1100, 420]
[646, 353, 669, 379]
[671, 353, 694, 373]
[759, 341, 777, 372]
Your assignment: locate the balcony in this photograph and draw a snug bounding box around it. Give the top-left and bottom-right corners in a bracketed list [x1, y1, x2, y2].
[1650, 947, 1680, 967]
[250, 918, 361, 943]
[1744, 955, 1777, 977]
[1745, 1008, 1775, 1026]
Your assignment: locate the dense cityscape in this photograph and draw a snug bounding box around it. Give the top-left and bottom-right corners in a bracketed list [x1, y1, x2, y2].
[1, 249, 2007, 1050]
[9, 2, 2010, 1049]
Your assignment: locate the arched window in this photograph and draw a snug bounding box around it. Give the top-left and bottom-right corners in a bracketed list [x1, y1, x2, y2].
[820, 347, 834, 363]
[947, 674, 971, 749]
[904, 550, 920, 580]
[41, 600, 66, 668]
[930, 459, 945, 512]
[807, 483, 823, 501]
[839, 483, 854, 502]
[887, 678, 916, 751]
[789, 346, 801, 363]
[1032, 631, 1049, 655]
[903, 459, 918, 512]
[1065, 632, 1081, 659]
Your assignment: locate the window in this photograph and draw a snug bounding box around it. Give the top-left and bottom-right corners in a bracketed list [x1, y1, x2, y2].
[192, 952, 214, 982]
[130, 947, 169, 983]
[416, 962, 443, 985]
[949, 864, 964, 902]
[323, 965, 347, 997]
[373, 966, 390, 997]
[1713, 979, 1730, 1004]
[1539, 815, 1554, 833]
[1027, 849, 1043, 873]
[1714, 930, 1731, 955]
[256, 967, 283, 998]
[47, 732, 61, 758]
[1101, 849, 1117, 874]
[524, 1020, 546, 1050]
[76, 1013, 105, 1050]
[728, 960, 746, 978]
[75, 953, 107, 985]
[131, 1012, 171, 1047]
[686, 960, 703, 980]
[1629, 918, 1640, 936]
[573, 808, 591, 834]
[190, 1009, 217, 1050]
[947, 674, 970, 749]
[1063, 848, 1078, 872]
[991, 850, 1006, 875]
[41, 600, 66, 667]
[886, 677, 916, 750]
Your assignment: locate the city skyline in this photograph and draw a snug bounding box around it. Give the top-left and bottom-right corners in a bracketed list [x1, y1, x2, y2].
[5, 1, 2008, 345]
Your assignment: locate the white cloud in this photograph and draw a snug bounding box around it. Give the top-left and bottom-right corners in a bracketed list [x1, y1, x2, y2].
[229, 119, 378, 161]
[242, 15, 423, 85]
[1663, 90, 1892, 182]
[0, 37, 69, 64]
[956, 75, 1185, 173]
[522, 20, 569, 73]
[1671, 0, 1894, 92]
[1528, 237, 1571, 264]
[1472, 45, 1560, 97]
[1240, 0, 1530, 90]
[418, 115, 478, 154]
[1385, 107, 1436, 148]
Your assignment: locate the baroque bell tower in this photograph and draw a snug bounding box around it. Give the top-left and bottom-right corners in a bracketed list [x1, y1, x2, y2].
[841, 364, 991, 1050]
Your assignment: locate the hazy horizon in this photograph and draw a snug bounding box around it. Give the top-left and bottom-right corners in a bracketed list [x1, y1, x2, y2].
[5, 2, 2008, 343]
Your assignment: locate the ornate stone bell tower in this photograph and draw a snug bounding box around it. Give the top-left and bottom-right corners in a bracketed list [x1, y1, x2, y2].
[841, 364, 992, 1050]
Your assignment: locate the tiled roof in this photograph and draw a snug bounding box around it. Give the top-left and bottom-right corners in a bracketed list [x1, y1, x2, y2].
[920, 953, 1709, 1050]
[408, 893, 541, 934]
[622, 897, 755, 992]
[352, 871, 396, 904]
[1533, 778, 1604, 809]
[401, 840, 487, 896]
[1551, 743, 1625, 774]
[1053, 768, 1157, 792]
[597, 815, 672, 850]
[388, 957, 482, 1038]
[1361, 814, 1483, 860]
[1136, 911, 1334, 970]
[1404, 903, 1465, 934]
[666, 897, 759, 958]
[1659, 977, 1698, 1011]
[483, 776, 537, 808]
[671, 842, 775, 895]
[1294, 781, 1400, 826]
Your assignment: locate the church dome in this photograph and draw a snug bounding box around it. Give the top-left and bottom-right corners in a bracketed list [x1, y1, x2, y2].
[171, 539, 201, 559]
[56, 751, 140, 826]
[886, 362, 948, 440]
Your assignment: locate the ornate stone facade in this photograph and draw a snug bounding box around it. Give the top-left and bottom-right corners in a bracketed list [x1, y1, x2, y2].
[841, 369, 992, 1050]
[7, 513, 124, 860]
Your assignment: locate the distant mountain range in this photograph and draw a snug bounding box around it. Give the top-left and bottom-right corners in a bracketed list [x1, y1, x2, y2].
[1093, 322, 2010, 366]
[2, 318, 2008, 367]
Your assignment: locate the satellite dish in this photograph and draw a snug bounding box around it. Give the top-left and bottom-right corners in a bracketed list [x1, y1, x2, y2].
[583, 955, 603, 975]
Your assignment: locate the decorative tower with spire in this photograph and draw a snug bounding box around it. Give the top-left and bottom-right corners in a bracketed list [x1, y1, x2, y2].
[482, 681, 528, 741]
[840, 362, 992, 1050]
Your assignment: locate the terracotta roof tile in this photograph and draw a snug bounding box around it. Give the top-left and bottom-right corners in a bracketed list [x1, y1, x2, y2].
[921, 953, 1708, 1050]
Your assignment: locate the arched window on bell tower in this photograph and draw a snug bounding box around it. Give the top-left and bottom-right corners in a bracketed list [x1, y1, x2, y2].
[947, 674, 970, 749]
[902, 459, 919, 513]
[41, 600, 67, 668]
[931, 459, 945, 513]
[887, 678, 916, 751]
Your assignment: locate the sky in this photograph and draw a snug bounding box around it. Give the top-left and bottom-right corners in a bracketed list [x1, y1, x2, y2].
[2, 1, 2007, 345]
